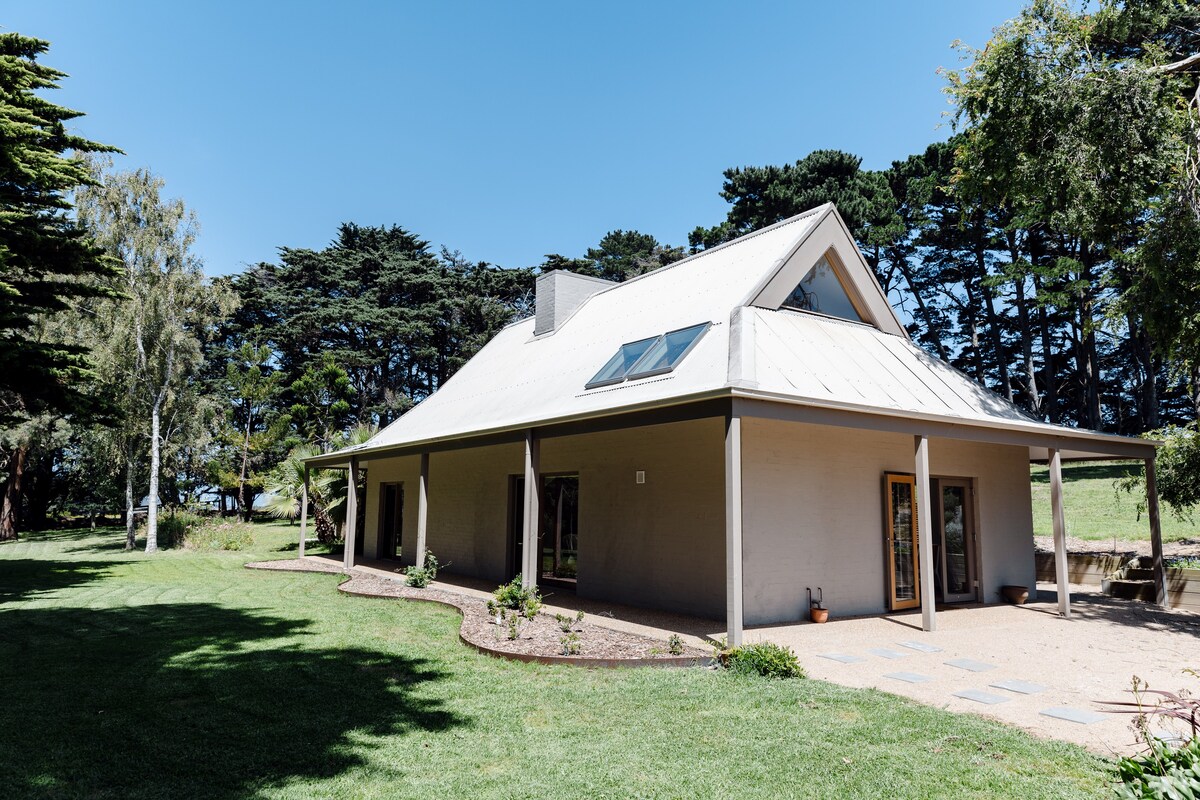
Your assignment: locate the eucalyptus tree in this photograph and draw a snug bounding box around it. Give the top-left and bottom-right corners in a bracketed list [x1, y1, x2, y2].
[76, 164, 233, 551]
[945, 0, 1194, 430]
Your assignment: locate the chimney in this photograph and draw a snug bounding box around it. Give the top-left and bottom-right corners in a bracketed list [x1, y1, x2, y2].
[534, 270, 615, 335]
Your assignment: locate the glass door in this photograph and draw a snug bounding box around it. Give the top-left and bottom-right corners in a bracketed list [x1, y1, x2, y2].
[936, 479, 976, 603]
[884, 474, 920, 611]
[540, 475, 579, 583]
[378, 483, 403, 560]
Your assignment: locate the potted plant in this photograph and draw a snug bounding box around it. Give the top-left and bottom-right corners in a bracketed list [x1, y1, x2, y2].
[808, 587, 829, 623]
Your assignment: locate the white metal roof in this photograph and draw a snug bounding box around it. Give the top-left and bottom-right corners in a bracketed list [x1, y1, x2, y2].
[316, 204, 1155, 464]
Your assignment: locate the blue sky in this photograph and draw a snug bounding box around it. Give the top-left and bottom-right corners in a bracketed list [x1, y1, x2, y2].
[9, 1, 1022, 276]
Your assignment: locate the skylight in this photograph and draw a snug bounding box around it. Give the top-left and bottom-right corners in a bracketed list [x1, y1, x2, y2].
[586, 323, 710, 389]
[585, 336, 659, 388]
[782, 254, 866, 323]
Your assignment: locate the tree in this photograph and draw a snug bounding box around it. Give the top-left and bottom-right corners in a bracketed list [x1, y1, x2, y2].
[0, 33, 119, 540]
[224, 224, 532, 431]
[76, 165, 233, 551]
[216, 342, 287, 521]
[946, 0, 1192, 430]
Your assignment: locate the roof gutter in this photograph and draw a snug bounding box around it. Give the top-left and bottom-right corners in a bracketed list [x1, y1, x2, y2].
[730, 387, 1162, 453]
[302, 388, 734, 468]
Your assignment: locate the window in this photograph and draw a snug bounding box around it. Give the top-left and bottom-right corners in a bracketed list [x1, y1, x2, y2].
[627, 323, 709, 379]
[585, 322, 710, 389]
[585, 336, 658, 388]
[782, 254, 866, 323]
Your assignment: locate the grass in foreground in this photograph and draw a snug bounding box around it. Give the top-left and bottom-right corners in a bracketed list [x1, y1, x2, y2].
[1031, 461, 1200, 543]
[0, 522, 1112, 799]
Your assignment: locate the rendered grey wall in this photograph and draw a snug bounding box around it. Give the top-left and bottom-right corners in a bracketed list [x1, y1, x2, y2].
[541, 417, 726, 619]
[739, 418, 1035, 626]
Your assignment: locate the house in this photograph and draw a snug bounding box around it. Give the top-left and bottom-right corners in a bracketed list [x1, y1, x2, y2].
[304, 204, 1167, 644]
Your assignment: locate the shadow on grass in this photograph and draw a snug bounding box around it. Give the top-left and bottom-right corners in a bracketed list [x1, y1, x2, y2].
[1030, 462, 1139, 484]
[0, 602, 465, 799]
[0, 559, 113, 602]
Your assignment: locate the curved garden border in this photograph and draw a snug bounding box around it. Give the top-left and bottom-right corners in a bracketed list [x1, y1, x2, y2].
[245, 559, 710, 669]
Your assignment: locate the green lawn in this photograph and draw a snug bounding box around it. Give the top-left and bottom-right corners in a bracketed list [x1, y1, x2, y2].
[0, 522, 1112, 799]
[1031, 461, 1200, 542]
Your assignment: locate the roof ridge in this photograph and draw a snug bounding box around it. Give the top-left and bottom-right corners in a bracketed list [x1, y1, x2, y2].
[585, 204, 830, 298]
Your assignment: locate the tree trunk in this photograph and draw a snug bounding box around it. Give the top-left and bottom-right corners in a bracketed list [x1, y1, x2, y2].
[124, 455, 136, 550]
[1, 444, 28, 541]
[895, 261, 950, 362]
[1013, 274, 1040, 413]
[146, 401, 162, 553]
[1032, 273, 1058, 422]
[1078, 245, 1102, 430]
[972, 239, 1013, 401]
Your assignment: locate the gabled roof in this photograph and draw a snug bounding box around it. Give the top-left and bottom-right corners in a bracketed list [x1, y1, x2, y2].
[310, 204, 1156, 466]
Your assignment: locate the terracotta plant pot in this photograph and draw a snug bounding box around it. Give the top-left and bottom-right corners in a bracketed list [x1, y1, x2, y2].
[810, 607, 829, 624]
[1001, 585, 1029, 605]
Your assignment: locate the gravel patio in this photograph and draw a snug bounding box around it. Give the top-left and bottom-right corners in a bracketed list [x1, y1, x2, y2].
[729, 584, 1199, 754]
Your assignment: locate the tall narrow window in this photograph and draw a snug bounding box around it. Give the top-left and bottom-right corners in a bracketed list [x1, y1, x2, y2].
[540, 475, 578, 583]
[782, 254, 865, 323]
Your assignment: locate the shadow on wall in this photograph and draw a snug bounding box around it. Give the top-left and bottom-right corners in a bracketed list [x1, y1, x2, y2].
[0, 601, 466, 799]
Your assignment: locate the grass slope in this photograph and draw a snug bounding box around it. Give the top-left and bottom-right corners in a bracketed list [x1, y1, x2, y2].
[1031, 462, 1200, 542]
[0, 522, 1111, 799]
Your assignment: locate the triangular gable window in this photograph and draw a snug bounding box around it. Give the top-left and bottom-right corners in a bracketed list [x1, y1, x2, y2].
[781, 254, 866, 323]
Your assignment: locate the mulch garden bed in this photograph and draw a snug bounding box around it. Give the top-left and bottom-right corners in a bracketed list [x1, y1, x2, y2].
[245, 558, 710, 666]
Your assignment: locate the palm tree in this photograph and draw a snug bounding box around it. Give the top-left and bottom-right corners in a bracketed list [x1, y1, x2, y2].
[263, 424, 376, 544]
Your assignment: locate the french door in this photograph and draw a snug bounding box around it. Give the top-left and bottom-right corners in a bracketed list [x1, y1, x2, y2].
[935, 479, 976, 603]
[885, 474, 920, 611]
[885, 474, 977, 611]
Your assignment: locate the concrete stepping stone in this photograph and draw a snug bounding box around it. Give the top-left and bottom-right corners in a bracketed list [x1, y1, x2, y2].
[884, 671, 933, 684]
[953, 689, 1010, 705]
[990, 679, 1048, 695]
[898, 640, 943, 653]
[818, 653, 865, 664]
[945, 658, 997, 672]
[866, 647, 908, 660]
[1039, 707, 1106, 725]
[1152, 729, 1188, 746]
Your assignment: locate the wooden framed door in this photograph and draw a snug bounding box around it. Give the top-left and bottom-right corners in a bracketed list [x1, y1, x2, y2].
[884, 473, 920, 611]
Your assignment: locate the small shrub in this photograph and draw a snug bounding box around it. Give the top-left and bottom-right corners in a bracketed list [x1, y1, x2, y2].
[559, 632, 581, 655]
[719, 642, 806, 679]
[506, 614, 522, 640]
[140, 512, 253, 551]
[1107, 671, 1200, 797]
[492, 575, 542, 619]
[184, 520, 254, 551]
[1115, 737, 1200, 799]
[555, 609, 586, 632]
[405, 551, 439, 588]
[667, 634, 685, 655]
[522, 594, 541, 620]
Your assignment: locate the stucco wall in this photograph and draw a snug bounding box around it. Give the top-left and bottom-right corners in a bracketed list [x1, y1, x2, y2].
[361, 454, 421, 561]
[360, 417, 727, 619]
[541, 417, 726, 619]
[365, 445, 524, 582]
[739, 417, 1036, 626]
